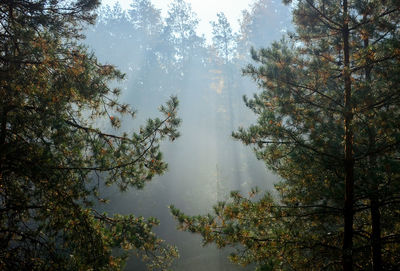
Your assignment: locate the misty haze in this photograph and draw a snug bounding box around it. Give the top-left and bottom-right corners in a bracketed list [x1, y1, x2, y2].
[2, 0, 399, 270]
[83, 1, 290, 269]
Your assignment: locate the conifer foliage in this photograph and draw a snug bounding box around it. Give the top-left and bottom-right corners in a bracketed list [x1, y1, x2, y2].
[211, 12, 237, 63]
[171, 0, 400, 270]
[0, 0, 180, 270]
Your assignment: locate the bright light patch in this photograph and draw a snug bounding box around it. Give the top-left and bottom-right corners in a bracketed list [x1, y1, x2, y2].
[101, 0, 253, 41]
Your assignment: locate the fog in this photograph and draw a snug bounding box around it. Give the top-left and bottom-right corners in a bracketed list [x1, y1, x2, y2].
[83, 0, 292, 269]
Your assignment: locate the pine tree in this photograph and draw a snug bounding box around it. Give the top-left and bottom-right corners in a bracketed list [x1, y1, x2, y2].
[0, 0, 180, 269]
[211, 12, 237, 64]
[171, 0, 400, 270]
[129, 0, 163, 35]
[163, 0, 205, 75]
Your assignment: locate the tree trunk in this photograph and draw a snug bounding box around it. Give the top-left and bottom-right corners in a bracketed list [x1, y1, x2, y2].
[364, 31, 382, 271]
[342, 0, 354, 270]
[370, 197, 382, 271]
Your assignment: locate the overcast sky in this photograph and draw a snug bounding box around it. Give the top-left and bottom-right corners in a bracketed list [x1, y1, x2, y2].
[102, 0, 255, 40]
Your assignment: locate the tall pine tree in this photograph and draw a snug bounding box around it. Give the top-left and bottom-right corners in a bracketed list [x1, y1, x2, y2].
[163, 0, 205, 79]
[172, 0, 400, 270]
[211, 12, 237, 64]
[0, 0, 180, 269]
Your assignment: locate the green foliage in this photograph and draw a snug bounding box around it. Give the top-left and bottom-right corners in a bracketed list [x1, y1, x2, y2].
[211, 12, 237, 63]
[170, 189, 302, 269]
[0, 0, 180, 270]
[164, 0, 204, 66]
[172, 0, 400, 270]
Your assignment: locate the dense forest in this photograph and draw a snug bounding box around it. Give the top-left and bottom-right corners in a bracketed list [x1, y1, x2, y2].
[1, 0, 399, 271]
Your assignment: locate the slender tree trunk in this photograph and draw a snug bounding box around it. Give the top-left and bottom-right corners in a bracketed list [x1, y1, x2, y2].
[342, 0, 354, 270]
[226, 65, 242, 188]
[363, 32, 382, 271]
[1, 4, 15, 173]
[366, 140, 382, 271]
[370, 197, 382, 271]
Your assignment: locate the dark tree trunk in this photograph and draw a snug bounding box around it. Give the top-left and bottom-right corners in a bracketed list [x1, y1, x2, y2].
[363, 32, 382, 271]
[370, 197, 382, 271]
[342, 0, 354, 270]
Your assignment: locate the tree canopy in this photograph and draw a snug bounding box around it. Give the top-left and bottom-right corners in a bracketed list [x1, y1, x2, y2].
[0, 0, 180, 270]
[211, 12, 237, 63]
[172, 0, 400, 270]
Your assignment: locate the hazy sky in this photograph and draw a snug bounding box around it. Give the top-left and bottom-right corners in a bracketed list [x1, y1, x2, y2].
[102, 0, 255, 40]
